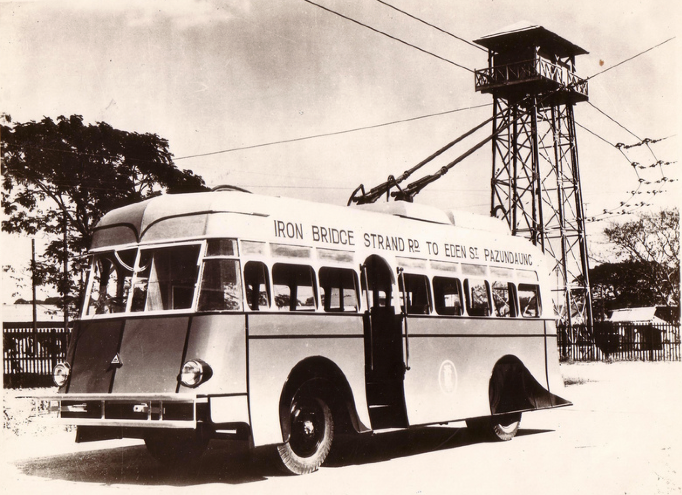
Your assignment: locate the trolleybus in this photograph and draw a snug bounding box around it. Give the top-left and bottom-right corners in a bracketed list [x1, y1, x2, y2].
[45, 187, 569, 474]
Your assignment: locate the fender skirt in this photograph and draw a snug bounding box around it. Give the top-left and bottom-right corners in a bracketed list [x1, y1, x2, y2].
[489, 355, 571, 415]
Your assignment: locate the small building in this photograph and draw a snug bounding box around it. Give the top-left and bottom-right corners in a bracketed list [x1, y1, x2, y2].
[607, 307, 669, 325]
[606, 307, 672, 350]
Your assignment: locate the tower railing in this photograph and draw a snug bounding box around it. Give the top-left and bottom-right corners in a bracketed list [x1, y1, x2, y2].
[475, 56, 588, 99]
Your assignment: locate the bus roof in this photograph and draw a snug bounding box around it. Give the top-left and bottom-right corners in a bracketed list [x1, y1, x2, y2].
[90, 190, 544, 274]
[93, 190, 511, 244]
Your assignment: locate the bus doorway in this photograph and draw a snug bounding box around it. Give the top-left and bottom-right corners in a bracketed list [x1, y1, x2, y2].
[361, 255, 408, 429]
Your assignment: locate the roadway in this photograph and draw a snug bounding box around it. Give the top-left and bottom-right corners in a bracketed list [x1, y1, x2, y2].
[2, 362, 681, 495]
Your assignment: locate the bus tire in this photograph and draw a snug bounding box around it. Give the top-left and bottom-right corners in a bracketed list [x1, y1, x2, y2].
[143, 430, 209, 466]
[277, 394, 334, 475]
[466, 412, 521, 441]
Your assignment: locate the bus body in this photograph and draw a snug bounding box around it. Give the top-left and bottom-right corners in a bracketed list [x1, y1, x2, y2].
[46, 188, 569, 473]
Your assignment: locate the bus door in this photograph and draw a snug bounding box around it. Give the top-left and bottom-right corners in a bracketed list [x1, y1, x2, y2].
[361, 255, 408, 429]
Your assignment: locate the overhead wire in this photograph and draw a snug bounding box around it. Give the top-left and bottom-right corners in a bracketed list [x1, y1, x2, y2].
[575, 121, 676, 222]
[174, 103, 491, 161]
[187, 18, 676, 217]
[3, 104, 493, 167]
[374, 0, 486, 53]
[564, 35, 679, 222]
[85, 9, 680, 176]
[5, 7, 676, 218]
[614, 135, 674, 150]
[584, 36, 675, 81]
[347, 31, 676, 207]
[302, 0, 474, 73]
[587, 101, 641, 141]
[575, 121, 616, 147]
[175, 1, 486, 165]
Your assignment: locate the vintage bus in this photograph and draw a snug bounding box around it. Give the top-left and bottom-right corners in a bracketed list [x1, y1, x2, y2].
[45, 186, 569, 474]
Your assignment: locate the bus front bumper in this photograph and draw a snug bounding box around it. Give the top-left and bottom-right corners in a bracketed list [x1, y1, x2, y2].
[35, 393, 208, 429]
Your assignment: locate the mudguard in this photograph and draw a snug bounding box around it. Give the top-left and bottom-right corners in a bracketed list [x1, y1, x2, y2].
[489, 355, 571, 415]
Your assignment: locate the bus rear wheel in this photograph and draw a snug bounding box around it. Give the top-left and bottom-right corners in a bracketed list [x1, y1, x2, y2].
[144, 430, 209, 466]
[466, 412, 521, 441]
[277, 394, 334, 475]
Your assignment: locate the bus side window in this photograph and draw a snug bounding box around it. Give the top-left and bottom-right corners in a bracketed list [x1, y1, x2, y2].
[198, 259, 243, 311]
[272, 263, 318, 311]
[398, 273, 431, 315]
[464, 279, 491, 317]
[518, 283, 541, 318]
[244, 261, 270, 311]
[433, 276, 463, 316]
[319, 267, 359, 313]
[491, 281, 517, 317]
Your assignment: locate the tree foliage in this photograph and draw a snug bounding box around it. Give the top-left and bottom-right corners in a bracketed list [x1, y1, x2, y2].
[2, 115, 209, 315]
[590, 261, 659, 319]
[595, 208, 679, 311]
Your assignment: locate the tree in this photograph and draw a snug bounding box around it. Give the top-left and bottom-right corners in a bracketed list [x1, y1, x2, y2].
[589, 260, 660, 320]
[600, 208, 679, 309]
[2, 115, 209, 316]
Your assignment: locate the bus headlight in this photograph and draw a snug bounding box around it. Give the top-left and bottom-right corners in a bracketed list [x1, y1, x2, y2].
[53, 362, 71, 387]
[179, 359, 213, 388]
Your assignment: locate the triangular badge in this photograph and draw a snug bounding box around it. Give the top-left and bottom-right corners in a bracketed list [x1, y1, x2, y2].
[111, 353, 122, 366]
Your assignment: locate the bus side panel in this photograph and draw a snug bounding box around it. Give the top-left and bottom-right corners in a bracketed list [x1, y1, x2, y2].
[544, 319, 565, 394]
[111, 317, 189, 393]
[403, 317, 548, 425]
[246, 314, 368, 447]
[182, 314, 247, 395]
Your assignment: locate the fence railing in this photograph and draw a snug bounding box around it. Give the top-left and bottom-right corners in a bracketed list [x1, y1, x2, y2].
[3, 321, 71, 388]
[3, 319, 680, 388]
[558, 321, 681, 362]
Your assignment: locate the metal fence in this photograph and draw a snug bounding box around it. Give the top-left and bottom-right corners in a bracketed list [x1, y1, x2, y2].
[558, 321, 681, 362]
[3, 319, 680, 388]
[3, 321, 71, 388]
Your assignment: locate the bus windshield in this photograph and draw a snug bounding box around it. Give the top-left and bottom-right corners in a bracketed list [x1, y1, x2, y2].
[85, 244, 202, 315]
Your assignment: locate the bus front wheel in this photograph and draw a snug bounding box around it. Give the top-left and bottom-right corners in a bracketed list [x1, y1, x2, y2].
[277, 394, 334, 475]
[466, 412, 521, 441]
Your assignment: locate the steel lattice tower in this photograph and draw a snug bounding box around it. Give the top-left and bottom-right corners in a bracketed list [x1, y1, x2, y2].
[473, 24, 594, 334]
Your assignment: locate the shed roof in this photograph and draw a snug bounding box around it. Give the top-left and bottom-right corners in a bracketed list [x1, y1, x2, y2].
[608, 307, 662, 323]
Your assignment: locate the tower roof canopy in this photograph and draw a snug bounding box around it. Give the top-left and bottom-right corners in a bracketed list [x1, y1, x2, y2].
[474, 22, 588, 57]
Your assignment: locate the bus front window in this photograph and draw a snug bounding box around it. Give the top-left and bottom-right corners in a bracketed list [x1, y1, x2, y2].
[85, 244, 202, 316]
[141, 245, 201, 312]
[86, 249, 136, 315]
[130, 250, 152, 312]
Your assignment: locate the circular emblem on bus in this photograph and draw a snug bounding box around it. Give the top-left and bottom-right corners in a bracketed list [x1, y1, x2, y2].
[438, 360, 458, 394]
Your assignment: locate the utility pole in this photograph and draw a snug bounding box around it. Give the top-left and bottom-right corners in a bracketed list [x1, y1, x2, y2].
[63, 209, 69, 332]
[32, 238, 38, 355]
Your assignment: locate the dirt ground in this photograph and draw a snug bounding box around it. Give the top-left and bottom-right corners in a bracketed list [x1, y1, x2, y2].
[2, 361, 681, 494]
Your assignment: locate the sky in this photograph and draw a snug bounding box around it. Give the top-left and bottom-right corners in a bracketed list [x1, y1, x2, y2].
[1, 0, 680, 301]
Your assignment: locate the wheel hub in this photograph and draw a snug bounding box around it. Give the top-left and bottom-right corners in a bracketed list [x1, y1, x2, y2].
[303, 420, 315, 437]
[290, 399, 324, 457]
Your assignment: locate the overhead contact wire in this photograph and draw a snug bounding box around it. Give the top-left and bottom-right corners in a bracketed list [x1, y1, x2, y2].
[375, 0, 486, 52]
[303, 0, 474, 73]
[174, 104, 491, 161]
